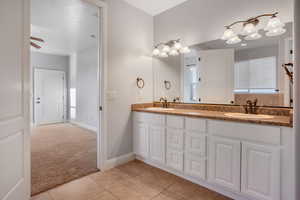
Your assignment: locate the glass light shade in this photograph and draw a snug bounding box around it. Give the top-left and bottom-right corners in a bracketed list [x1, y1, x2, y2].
[264, 16, 285, 31]
[241, 23, 257, 36]
[245, 32, 262, 40]
[159, 52, 168, 58]
[152, 48, 160, 56]
[265, 27, 286, 37]
[169, 48, 179, 56]
[226, 36, 241, 44]
[174, 42, 182, 50]
[162, 45, 171, 53]
[180, 47, 191, 54]
[221, 28, 236, 40]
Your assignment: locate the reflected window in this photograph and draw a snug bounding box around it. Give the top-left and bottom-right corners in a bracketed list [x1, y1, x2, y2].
[70, 88, 76, 119]
[234, 56, 277, 94]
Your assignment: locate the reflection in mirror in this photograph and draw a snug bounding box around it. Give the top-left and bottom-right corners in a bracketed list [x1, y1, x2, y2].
[153, 22, 293, 108]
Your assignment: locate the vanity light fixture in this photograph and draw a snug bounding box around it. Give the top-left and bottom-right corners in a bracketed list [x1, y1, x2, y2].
[221, 12, 286, 44]
[152, 39, 191, 57]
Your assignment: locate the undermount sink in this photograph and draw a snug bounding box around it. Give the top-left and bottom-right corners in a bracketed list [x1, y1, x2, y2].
[224, 113, 274, 119]
[145, 107, 175, 111]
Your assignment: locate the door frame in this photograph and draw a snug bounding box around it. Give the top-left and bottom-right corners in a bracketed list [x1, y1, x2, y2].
[82, 0, 108, 171]
[33, 68, 67, 126]
[28, 0, 108, 175]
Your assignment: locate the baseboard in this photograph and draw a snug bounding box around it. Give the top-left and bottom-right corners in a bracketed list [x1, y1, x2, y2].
[103, 153, 135, 171]
[69, 120, 97, 132]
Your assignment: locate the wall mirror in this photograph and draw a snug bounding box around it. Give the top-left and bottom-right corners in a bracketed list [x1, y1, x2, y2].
[153, 22, 293, 108]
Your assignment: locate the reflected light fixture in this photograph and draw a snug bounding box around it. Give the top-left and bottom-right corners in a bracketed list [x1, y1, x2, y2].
[152, 39, 191, 57]
[221, 12, 286, 44]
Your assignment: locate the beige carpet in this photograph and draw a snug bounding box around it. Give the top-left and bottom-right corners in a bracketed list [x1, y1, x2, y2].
[31, 123, 98, 196]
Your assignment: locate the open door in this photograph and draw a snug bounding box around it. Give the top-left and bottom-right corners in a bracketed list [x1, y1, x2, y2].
[0, 0, 30, 200]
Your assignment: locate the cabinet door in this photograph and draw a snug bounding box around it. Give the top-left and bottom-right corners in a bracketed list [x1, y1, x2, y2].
[149, 125, 165, 164]
[241, 142, 280, 200]
[208, 136, 241, 192]
[133, 122, 149, 158]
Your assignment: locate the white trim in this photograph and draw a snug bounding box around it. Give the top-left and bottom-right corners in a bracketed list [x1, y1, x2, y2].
[70, 120, 97, 132]
[82, 0, 108, 171]
[103, 153, 136, 171]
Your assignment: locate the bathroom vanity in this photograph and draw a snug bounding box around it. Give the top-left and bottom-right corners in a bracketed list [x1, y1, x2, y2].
[132, 104, 294, 200]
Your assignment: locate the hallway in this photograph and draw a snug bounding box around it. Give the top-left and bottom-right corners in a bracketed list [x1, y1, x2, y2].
[31, 123, 98, 195]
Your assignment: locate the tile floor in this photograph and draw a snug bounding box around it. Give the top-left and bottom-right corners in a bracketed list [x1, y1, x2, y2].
[31, 160, 232, 200]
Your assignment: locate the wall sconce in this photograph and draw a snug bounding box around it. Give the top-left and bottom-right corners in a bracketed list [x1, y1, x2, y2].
[153, 39, 191, 57]
[221, 12, 286, 44]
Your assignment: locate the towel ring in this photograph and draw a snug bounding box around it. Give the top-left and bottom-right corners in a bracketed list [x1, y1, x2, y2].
[164, 80, 171, 90]
[136, 77, 145, 89]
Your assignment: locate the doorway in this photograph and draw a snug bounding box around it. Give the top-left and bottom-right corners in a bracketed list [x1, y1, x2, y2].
[30, 0, 107, 196]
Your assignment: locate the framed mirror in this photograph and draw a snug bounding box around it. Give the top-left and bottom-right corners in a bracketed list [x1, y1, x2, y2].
[153, 22, 293, 108]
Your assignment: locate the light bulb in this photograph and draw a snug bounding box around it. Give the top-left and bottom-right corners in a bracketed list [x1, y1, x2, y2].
[169, 48, 179, 56]
[264, 16, 285, 31]
[221, 28, 236, 40]
[241, 23, 257, 36]
[159, 52, 168, 58]
[162, 45, 171, 53]
[266, 27, 286, 37]
[245, 32, 262, 40]
[226, 36, 241, 44]
[174, 42, 182, 50]
[180, 47, 191, 54]
[152, 48, 160, 56]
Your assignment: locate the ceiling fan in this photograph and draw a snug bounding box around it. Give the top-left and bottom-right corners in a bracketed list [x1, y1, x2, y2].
[30, 36, 44, 49]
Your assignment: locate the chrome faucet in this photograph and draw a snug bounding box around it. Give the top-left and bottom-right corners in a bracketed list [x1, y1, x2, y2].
[159, 97, 169, 108]
[244, 98, 258, 114]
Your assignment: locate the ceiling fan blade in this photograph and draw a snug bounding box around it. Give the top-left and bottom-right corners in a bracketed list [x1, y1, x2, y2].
[30, 36, 45, 43]
[31, 42, 41, 49]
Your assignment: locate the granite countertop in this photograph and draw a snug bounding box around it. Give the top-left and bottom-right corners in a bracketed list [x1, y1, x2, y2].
[132, 106, 292, 127]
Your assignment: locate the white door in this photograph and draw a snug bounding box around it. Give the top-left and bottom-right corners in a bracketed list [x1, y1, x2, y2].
[34, 69, 65, 125]
[133, 122, 149, 158]
[208, 136, 241, 192]
[241, 142, 280, 200]
[0, 0, 30, 199]
[149, 125, 165, 164]
[197, 49, 234, 104]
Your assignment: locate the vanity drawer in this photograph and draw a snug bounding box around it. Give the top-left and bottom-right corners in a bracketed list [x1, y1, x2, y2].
[208, 120, 281, 145]
[167, 149, 184, 172]
[185, 117, 206, 133]
[149, 113, 165, 125]
[185, 133, 206, 156]
[167, 128, 184, 150]
[185, 154, 206, 180]
[134, 112, 165, 125]
[167, 115, 184, 129]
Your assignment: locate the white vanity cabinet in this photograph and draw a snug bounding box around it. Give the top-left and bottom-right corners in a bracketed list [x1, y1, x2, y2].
[133, 112, 294, 200]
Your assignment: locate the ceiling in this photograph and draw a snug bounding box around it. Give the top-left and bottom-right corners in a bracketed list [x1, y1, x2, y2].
[123, 0, 189, 16]
[31, 0, 98, 55]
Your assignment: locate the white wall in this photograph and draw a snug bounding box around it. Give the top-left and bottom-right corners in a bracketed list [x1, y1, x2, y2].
[75, 47, 98, 130]
[104, 0, 154, 159]
[153, 56, 181, 101]
[294, 0, 300, 199]
[154, 0, 293, 46]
